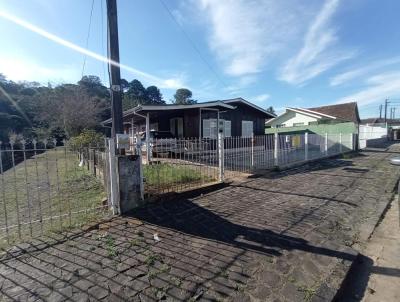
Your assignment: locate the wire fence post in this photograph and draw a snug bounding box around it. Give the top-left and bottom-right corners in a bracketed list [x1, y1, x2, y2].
[274, 132, 279, 167]
[305, 132, 308, 161]
[325, 133, 328, 156]
[339, 133, 343, 153]
[218, 132, 224, 182]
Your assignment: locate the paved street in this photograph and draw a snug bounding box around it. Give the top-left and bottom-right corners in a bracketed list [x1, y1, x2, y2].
[1, 145, 399, 301]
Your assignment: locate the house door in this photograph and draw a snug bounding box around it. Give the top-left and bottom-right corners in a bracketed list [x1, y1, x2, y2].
[170, 118, 184, 137]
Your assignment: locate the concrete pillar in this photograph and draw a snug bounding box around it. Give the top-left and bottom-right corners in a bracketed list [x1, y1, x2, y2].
[117, 154, 144, 214]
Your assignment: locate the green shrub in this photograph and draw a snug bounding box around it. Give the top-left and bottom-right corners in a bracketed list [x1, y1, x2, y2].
[69, 129, 104, 148]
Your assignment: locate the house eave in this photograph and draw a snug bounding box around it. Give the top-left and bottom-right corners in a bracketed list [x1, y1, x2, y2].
[101, 101, 235, 126]
[223, 97, 276, 118]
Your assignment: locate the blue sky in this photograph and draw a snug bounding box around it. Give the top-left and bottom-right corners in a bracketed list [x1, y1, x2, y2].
[1, 0, 400, 118]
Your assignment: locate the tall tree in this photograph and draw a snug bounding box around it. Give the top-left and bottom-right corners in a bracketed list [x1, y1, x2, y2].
[126, 79, 146, 101]
[146, 86, 164, 104]
[266, 106, 276, 115]
[52, 85, 102, 137]
[78, 75, 108, 98]
[123, 79, 148, 110]
[173, 88, 196, 105]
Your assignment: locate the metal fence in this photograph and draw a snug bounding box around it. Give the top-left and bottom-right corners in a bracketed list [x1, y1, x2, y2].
[0, 132, 355, 247]
[138, 132, 355, 196]
[135, 137, 220, 198]
[0, 139, 109, 248]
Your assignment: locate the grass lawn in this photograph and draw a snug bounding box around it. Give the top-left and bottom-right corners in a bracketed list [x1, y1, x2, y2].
[0, 147, 108, 249]
[143, 162, 217, 193]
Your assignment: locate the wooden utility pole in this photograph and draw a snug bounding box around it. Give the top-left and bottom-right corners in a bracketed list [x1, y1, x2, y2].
[379, 104, 382, 119]
[107, 0, 124, 139]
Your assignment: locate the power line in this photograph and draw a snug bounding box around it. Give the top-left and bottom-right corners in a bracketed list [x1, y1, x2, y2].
[81, 0, 95, 78]
[158, 0, 228, 88]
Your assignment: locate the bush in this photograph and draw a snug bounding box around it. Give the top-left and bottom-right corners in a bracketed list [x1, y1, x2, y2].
[69, 129, 104, 149]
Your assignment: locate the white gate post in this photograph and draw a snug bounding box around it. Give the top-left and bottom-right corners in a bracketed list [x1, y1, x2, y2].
[136, 140, 144, 200]
[274, 132, 279, 166]
[145, 113, 151, 163]
[218, 132, 224, 182]
[324, 133, 328, 156]
[339, 133, 343, 153]
[305, 132, 308, 161]
[251, 134, 254, 167]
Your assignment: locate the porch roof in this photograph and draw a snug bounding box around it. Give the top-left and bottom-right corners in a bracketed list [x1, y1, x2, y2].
[102, 101, 235, 126]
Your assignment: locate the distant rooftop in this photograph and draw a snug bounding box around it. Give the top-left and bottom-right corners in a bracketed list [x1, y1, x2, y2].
[307, 102, 360, 124]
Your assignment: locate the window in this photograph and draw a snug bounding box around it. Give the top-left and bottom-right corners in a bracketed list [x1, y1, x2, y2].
[170, 118, 183, 137]
[203, 119, 217, 138]
[203, 119, 231, 138]
[224, 120, 231, 137]
[276, 124, 286, 128]
[293, 122, 304, 127]
[241, 120, 253, 137]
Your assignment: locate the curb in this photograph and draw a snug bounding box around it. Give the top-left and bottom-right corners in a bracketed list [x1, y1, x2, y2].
[312, 148, 400, 302]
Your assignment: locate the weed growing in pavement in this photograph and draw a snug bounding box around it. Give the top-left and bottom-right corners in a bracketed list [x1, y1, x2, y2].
[297, 283, 318, 302]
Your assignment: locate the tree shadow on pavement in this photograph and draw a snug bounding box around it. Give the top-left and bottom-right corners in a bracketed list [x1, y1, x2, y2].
[129, 198, 357, 263]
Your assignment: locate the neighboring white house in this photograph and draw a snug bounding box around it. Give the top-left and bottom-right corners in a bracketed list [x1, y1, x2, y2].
[266, 102, 360, 128]
[265, 107, 338, 128]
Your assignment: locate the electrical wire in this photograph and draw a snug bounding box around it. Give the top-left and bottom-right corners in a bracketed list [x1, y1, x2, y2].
[81, 0, 95, 78]
[158, 0, 228, 88]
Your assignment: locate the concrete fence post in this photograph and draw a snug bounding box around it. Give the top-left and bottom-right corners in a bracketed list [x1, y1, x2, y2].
[274, 132, 279, 167]
[325, 133, 328, 156]
[106, 138, 145, 216]
[117, 154, 143, 213]
[218, 132, 225, 182]
[304, 132, 308, 161]
[339, 133, 343, 153]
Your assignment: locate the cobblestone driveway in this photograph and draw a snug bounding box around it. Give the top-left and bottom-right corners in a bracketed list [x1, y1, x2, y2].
[1, 146, 400, 302]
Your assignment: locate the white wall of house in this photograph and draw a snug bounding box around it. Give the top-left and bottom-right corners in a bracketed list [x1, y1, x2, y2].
[268, 110, 319, 128]
[359, 124, 388, 148]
